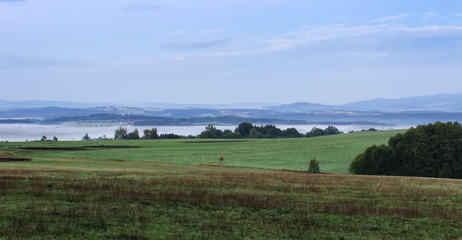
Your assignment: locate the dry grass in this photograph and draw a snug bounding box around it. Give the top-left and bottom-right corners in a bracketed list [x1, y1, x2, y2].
[1, 162, 461, 239]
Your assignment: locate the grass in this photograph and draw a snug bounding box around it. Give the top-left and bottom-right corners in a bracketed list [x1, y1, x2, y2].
[1, 130, 462, 239]
[1, 130, 402, 174]
[1, 167, 461, 239]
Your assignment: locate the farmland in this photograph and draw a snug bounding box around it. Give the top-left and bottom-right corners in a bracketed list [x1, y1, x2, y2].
[0, 130, 402, 174]
[1, 130, 462, 239]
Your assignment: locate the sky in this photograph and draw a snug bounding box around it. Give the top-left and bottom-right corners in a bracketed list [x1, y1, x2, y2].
[1, 0, 462, 105]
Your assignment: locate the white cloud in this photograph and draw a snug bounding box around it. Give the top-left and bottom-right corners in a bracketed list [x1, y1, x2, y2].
[263, 24, 462, 53]
[372, 13, 408, 23]
[120, 24, 462, 63]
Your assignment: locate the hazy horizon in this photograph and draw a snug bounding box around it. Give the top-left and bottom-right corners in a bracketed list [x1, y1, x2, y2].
[2, 1, 462, 105]
[1, 92, 462, 107]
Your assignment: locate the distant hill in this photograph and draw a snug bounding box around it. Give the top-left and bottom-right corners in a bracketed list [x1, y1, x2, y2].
[268, 102, 338, 112]
[342, 93, 462, 112]
[0, 100, 276, 110]
[2, 93, 462, 112]
[0, 107, 106, 119]
[0, 100, 116, 109]
[1, 94, 462, 126]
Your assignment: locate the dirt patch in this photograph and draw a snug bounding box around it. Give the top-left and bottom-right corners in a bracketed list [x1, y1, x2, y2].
[19, 147, 86, 151]
[0, 158, 32, 162]
[183, 140, 249, 144]
[85, 145, 141, 149]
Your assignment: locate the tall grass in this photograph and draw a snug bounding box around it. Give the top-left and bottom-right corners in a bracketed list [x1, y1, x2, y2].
[1, 166, 461, 239]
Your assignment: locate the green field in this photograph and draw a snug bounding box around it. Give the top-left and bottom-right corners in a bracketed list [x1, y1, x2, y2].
[1, 130, 462, 239]
[0, 130, 403, 174]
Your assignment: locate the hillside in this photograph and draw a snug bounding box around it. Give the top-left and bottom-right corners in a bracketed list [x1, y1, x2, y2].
[343, 93, 462, 112]
[0, 132, 461, 239]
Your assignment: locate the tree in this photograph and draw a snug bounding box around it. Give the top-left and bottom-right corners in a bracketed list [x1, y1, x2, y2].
[114, 127, 128, 140]
[258, 125, 282, 138]
[82, 133, 90, 141]
[306, 127, 325, 137]
[143, 128, 160, 139]
[349, 144, 395, 175]
[282, 128, 302, 138]
[350, 121, 462, 179]
[159, 133, 183, 139]
[128, 128, 140, 139]
[199, 124, 222, 138]
[235, 122, 254, 138]
[248, 128, 261, 138]
[221, 129, 233, 137]
[308, 158, 320, 173]
[53, 136, 58, 142]
[324, 125, 341, 135]
[40, 136, 47, 142]
[222, 130, 242, 139]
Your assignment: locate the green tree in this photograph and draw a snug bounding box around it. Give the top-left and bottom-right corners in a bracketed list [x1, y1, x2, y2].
[82, 133, 90, 141]
[248, 128, 261, 138]
[199, 124, 222, 138]
[114, 127, 128, 140]
[349, 144, 395, 175]
[143, 128, 160, 139]
[235, 122, 254, 138]
[258, 125, 282, 138]
[308, 158, 320, 173]
[128, 128, 140, 139]
[282, 128, 302, 138]
[306, 127, 325, 137]
[222, 131, 242, 139]
[350, 121, 462, 179]
[40, 136, 47, 142]
[324, 125, 341, 135]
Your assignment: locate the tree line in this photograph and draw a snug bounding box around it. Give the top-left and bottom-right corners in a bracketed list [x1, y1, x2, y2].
[199, 122, 341, 139]
[350, 121, 462, 179]
[112, 127, 194, 140]
[104, 122, 342, 140]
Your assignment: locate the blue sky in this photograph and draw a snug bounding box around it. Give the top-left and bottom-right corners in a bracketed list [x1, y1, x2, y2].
[1, 0, 462, 105]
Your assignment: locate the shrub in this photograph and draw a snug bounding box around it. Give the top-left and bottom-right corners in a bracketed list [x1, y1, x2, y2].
[308, 158, 320, 173]
[349, 144, 395, 175]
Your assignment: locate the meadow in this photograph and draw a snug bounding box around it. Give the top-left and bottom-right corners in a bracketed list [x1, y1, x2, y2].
[0, 130, 402, 174]
[1, 130, 462, 239]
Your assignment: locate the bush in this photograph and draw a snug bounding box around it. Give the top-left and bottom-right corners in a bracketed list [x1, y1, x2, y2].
[308, 158, 320, 173]
[350, 121, 462, 179]
[349, 144, 395, 175]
